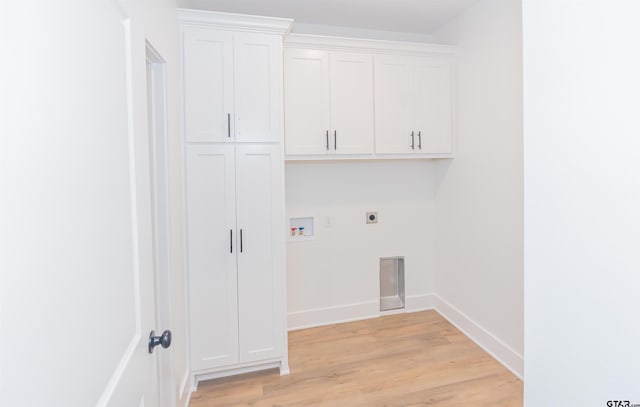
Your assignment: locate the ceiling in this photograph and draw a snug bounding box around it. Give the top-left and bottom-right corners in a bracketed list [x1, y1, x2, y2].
[178, 0, 479, 35]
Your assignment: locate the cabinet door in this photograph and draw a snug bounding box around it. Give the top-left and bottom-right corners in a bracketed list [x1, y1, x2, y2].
[183, 28, 234, 142]
[234, 33, 283, 143]
[414, 59, 453, 154]
[235, 144, 285, 363]
[374, 56, 415, 154]
[330, 52, 374, 154]
[284, 49, 331, 155]
[186, 144, 239, 371]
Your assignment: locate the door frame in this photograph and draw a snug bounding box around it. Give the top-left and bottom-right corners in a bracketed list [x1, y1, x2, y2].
[146, 40, 175, 407]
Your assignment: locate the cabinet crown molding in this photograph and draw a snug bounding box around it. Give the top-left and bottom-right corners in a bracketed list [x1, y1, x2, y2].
[284, 33, 456, 57]
[178, 8, 293, 35]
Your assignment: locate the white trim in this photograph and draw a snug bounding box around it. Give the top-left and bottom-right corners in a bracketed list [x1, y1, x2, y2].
[285, 33, 456, 57]
[96, 18, 141, 407]
[146, 40, 177, 407]
[178, 9, 293, 35]
[433, 296, 524, 379]
[193, 360, 284, 389]
[178, 369, 190, 404]
[96, 333, 141, 406]
[178, 21, 194, 401]
[288, 300, 379, 331]
[279, 360, 290, 376]
[178, 369, 192, 407]
[287, 294, 437, 331]
[285, 153, 454, 161]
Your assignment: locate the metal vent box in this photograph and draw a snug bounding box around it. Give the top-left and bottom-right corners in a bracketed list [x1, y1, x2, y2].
[380, 256, 405, 311]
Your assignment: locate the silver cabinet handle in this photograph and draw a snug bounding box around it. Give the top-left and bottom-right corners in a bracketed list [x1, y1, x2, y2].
[227, 113, 231, 138]
[230, 229, 233, 253]
[418, 131, 422, 150]
[326, 130, 329, 150]
[240, 229, 243, 253]
[411, 131, 415, 150]
[334, 130, 337, 150]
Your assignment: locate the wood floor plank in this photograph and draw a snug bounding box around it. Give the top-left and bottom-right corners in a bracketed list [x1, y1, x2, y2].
[189, 311, 523, 407]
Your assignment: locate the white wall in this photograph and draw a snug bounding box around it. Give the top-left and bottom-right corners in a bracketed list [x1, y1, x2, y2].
[143, 2, 191, 406]
[285, 160, 437, 328]
[292, 22, 433, 43]
[0, 2, 189, 406]
[432, 0, 524, 376]
[524, 0, 640, 403]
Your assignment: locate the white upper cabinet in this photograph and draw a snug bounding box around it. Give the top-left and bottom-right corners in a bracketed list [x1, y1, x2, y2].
[375, 56, 454, 155]
[283, 49, 331, 155]
[413, 58, 453, 154]
[373, 56, 415, 154]
[234, 33, 283, 143]
[183, 27, 284, 143]
[329, 52, 374, 155]
[284, 49, 374, 156]
[183, 28, 234, 143]
[284, 34, 455, 159]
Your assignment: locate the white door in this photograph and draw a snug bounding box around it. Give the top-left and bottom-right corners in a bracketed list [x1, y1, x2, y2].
[329, 52, 374, 155]
[283, 49, 331, 155]
[185, 144, 239, 371]
[414, 59, 453, 154]
[374, 56, 415, 154]
[235, 144, 285, 363]
[0, 1, 162, 406]
[234, 33, 282, 143]
[183, 27, 234, 143]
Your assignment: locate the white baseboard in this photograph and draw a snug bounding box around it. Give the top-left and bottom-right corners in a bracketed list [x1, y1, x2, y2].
[194, 361, 283, 389]
[287, 294, 436, 331]
[405, 293, 436, 312]
[288, 300, 379, 331]
[434, 295, 524, 379]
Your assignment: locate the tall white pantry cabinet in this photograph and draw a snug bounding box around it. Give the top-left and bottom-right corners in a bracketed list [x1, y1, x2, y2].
[179, 9, 292, 385]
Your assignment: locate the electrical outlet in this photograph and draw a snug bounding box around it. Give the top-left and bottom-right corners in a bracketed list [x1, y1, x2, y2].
[366, 211, 378, 224]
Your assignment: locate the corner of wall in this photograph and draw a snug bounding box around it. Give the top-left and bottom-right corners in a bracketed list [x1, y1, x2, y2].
[430, 0, 525, 367]
[434, 295, 523, 378]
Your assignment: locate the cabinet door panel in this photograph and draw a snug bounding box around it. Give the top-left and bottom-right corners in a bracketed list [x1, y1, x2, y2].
[414, 59, 453, 154]
[234, 33, 282, 143]
[374, 56, 414, 154]
[284, 49, 330, 155]
[186, 144, 238, 371]
[183, 28, 233, 142]
[330, 52, 374, 154]
[235, 144, 285, 363]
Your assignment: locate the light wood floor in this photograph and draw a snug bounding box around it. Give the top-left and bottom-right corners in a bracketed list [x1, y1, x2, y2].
[189, 311, 523, 406]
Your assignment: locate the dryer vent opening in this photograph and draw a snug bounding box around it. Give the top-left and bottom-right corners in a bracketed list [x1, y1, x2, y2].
[380, 257, 405, 311]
